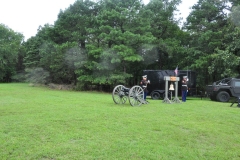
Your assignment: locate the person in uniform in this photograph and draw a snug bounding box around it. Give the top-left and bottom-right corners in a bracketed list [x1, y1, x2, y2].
[140, 75, 150, 101]
[181, 76, 188, 102]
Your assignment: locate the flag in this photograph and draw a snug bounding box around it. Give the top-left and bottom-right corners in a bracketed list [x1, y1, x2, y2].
[174, 66, 178, 76]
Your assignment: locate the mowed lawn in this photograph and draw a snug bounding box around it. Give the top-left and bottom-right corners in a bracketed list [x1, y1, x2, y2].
[1, 83, 240, 160]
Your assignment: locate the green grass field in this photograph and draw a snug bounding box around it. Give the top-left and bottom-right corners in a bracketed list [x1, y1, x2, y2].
[1, 83, 240, 159]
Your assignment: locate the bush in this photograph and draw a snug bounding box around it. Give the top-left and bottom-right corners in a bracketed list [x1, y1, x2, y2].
[25, 68, 50, 84]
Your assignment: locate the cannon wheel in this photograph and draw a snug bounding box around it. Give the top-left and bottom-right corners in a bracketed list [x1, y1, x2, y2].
[112, 85, 128, 104]
[128, 85, 145, 106]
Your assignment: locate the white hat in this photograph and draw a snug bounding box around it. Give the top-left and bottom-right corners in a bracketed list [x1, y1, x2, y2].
[142, 75, 147, 78]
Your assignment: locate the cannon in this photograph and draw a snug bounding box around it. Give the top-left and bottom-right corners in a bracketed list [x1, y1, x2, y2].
[112, 85, 148, 106]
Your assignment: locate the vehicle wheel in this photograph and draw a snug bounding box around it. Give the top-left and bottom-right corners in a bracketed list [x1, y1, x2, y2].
[159, 93, 164, 100]
[217, 91, 230, 102]
[128, 85, 144, 106]
[151, 91, 161, 100]
[112, 85, 128, 104]
[163, 92, 171, 99]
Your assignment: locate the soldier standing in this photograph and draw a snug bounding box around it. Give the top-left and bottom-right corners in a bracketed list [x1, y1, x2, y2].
[140, 75, 150, 101]
[181, 76, 188, 102]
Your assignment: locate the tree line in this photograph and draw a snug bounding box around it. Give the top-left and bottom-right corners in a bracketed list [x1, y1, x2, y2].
[1, 0, 240, 91]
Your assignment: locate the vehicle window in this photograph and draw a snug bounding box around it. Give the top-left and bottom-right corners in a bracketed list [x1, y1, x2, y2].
[234, 81, 240, 87]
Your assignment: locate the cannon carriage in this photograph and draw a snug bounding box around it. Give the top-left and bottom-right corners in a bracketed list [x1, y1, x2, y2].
[112, 85, 148, 106]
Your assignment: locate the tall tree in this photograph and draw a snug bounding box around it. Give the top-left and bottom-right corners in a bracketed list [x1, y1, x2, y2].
[184, 0, 231, 87]
[80, 0, 155, 87]
[51, 0, 99, 87]
[0, 24, 24, 82]
[207, 3, 240, 79]
[144, 0, 183, 70]
[24, 24, 79, 84]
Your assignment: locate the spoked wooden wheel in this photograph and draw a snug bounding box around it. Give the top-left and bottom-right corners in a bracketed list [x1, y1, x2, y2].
[128, 85, 144, 106]
[112, 85, 128, 104]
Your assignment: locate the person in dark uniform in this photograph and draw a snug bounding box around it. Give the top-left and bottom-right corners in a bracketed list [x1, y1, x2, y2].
[181, 76, 188, 102]
[140, 75, 150, 101]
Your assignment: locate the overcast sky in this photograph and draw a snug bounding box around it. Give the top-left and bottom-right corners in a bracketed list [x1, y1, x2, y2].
[0, 0, 197, 41]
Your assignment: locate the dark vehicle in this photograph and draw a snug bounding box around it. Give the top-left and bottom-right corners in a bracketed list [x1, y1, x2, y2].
[143, 70, 197, 99]
[206, 78, 240, 102]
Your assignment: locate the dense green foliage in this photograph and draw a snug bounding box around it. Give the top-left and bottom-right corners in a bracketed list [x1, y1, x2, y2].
[1, 83, 240, 159]
[0, 24, 24, 82]
[184, 0, 240, 87]
[1, 0, 240, 90]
